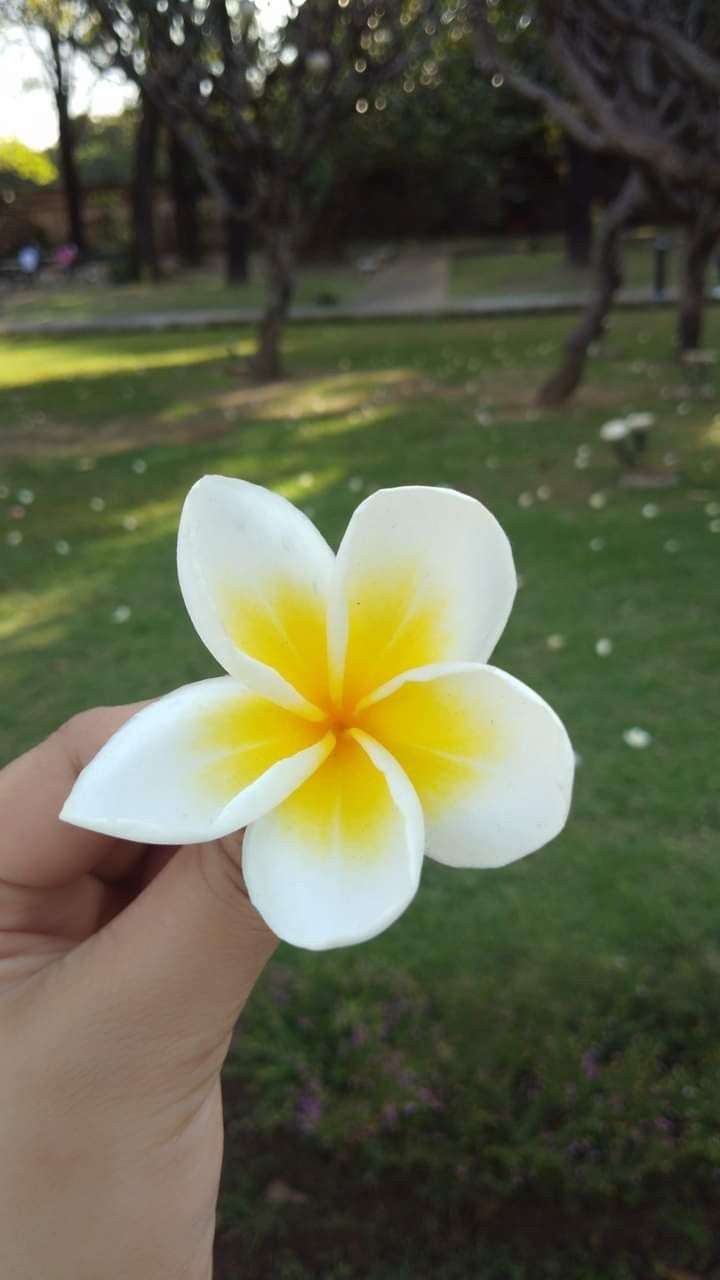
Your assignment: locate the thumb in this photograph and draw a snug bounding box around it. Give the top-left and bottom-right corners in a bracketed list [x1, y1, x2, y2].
[66, 834, 278, 1082]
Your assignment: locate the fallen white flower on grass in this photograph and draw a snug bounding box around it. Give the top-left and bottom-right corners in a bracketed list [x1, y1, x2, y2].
[624, 413, 655, 432]
[599, 419, 628, 442]
[62, 479, 575, 951]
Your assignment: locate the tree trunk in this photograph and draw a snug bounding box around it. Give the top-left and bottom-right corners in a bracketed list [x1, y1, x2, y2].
[221, 163, 250, 284]
[169, 132, 202, 267]
[49, 30, 86, 254]
[253, 224, 294, 381]
[225, 213, 250, 283]
[677, 212, 719, 353]
[539, 171, 647, 407]
[564, 136, 594, 269]
[129, 93, 162, 282]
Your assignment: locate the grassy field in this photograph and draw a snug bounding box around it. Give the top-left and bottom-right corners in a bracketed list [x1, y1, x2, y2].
[450, 237, 683, 298]
[1, 311, 720, 1278]
[0, 260, 360, 324]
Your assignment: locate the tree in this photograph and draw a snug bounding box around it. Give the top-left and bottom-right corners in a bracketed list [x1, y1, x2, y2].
[128, 88, 162, 280]
[169, 132, 204, 269]
[469, 0, 720, 405]
[80, 0, 443, 379]
[11, 0, 88, 252]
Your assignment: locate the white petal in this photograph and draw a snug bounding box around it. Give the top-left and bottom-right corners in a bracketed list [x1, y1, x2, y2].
[60, 677, 334, 844]
[178, 476, 335, 717]
[328, 486, 516, 712]
[356, 662, 574, 868]
[242, 730, 424, 950]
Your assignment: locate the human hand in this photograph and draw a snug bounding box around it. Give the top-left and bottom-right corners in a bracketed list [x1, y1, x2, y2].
[0, 704, 277, 1280]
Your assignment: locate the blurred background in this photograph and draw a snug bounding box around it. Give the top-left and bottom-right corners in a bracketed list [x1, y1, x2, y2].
[1, 2, 720, 1277]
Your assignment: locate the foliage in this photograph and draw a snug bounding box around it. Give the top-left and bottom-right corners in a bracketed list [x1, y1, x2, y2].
[69, 109, 137, 186]
[311, 32, 560, 236]
[0, 138, 58, 186]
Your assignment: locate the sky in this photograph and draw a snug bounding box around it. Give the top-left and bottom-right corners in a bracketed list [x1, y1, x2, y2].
[0, 24, 136, 151]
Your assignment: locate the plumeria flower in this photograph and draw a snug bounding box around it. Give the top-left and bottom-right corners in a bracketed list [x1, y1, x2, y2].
[599, 419, 628, 443]
[624, 412, 655, 432]
[61, 479, 575, 951]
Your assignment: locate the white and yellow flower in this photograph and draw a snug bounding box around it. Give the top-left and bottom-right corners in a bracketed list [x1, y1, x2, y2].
[62, 478, 574, 950]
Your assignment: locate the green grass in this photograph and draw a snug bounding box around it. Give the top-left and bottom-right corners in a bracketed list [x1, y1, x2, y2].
[0, 261, 360, 324]
[450, 238, 681, 298]
[1, 311, 720, 1278]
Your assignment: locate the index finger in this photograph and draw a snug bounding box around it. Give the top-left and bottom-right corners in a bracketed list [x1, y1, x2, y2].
[0, 704, 149, 888]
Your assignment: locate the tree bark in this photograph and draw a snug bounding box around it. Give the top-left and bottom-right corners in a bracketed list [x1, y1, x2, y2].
[564, 136, 594, 268]
[538, 171, 647, 406]
[221, 163, 250, 284]
[169, 132, 202, 267]
[49, 30, 86, 254]
[677, 211, 719, 353]
[253, 223, 294, 381]
[129, 92, 162, 282]
[225, 213, 250, 283]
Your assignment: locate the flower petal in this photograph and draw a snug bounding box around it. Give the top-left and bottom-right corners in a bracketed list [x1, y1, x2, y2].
[328, 486, 516, 712]
[356, 662, 574, 868]
[60, 678, 334, 844]
[242, 730, 424, 950]
[178, 476, 335, 717]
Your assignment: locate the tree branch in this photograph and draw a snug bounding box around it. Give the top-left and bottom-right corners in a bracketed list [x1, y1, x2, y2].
[470, 6, 607, 154]
[587, 0, 720, 91]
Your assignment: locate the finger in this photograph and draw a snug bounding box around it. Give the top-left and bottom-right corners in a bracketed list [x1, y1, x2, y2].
[73, 833, 277, 1063]
[0, 705, 150, 889]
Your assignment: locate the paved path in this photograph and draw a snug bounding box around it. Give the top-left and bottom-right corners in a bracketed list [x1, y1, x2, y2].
[352, 249, 448, 313]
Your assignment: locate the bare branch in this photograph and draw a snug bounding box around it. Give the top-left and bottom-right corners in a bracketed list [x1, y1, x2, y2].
[588, 0, 720, 91]
[471, 6, 606, 153]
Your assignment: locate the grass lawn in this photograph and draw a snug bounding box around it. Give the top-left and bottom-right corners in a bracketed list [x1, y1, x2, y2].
[0, 260, 360, 324]
[1, 311, 720, 1278]
[450, 237, 684, 298]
